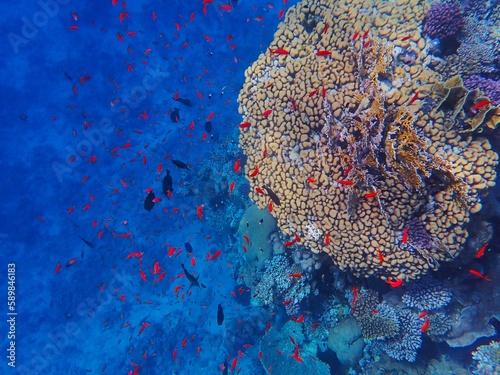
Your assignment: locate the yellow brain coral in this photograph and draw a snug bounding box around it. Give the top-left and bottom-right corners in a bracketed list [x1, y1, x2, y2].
[237, 0, 499, 281]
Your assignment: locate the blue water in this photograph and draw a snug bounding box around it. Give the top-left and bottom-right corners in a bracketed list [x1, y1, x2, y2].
[0, 0, 499, 374]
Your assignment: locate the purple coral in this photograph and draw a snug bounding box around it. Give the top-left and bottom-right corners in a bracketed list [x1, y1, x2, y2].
[424, 2, 464, 39]
[464, 75, 500, 106]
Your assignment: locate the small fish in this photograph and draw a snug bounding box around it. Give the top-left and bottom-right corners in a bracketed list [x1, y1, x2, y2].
[268, 201, 273, 212]
[386, 278, 403, 288]
[295, 314, 304, 323]
[469, 269, 491, 281]
[217, 303, 224, 325]
[402, 227, 409, 244]
[476, 243, 487, 259]
[262, 109, 272, 117]
[231, 357, 238, 372]
[409, 90, 419, 104]
[324, 232, 330, 246]
[139, 269, 147, 281]
[338, 180, 353, 186]
[288, 273, 302, 278]
[238, 122, 251, 128]
[229, 181, 236, 193]
[307, 177, 317, 183]
[78, 235, 95, 248]
[364, 191, 378, 199]
[144, 191, 155, 212]
[249, 165, 259, 177]
[315, 50, 331, 56]
[171, 159, 190, 170]
[352, 30, 360, 41]
[54, 262, 61, 274]
[262, 186, 281, 205]
[170, 107, 180, 123]
[197, 205, 204, 220]
[418, 310, 429, 319]
[268, 48, 289, 55]
[377, 247, 384, 263]
[234, 159, 241, 173]
[210, 250, 221, 261]
[471, 100, 490, 111]
[401, 35, 412, 41]
[420, 318, 430, 333]
[66, 257, 79, 267]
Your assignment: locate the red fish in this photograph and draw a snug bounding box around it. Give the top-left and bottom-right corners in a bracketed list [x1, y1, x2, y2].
[377, 247, 384, 263]
[278, 8, 285, 19]
[401, 35, 412, 41]
[219, 4, 233, 11]
[316, 50, 331, 56]
[262, 109, 272, 117]
[307, 177, 317, 183]
[139, 269, 147, 281]
[66, 257, 79, 267]
[402, 227, 409, 244]
[249, 165, 259, 177]
[386, 278, 403, 288]
[362, 30, 370, 39]
[54, 262, 61, 274]
[409, 90, 419, 104]
[172, 349, 177, 360]
[364, 191, 378, 199]
[197, 205, 204, 220]
[234, 159, 241, 173]
[152, 197, 162, 203]
[325, 232, 330, 246]
[352, 30, 360, 41]
[296, 314, 304, 323]
[181, 337, 188, 347]
[255, 187, 265, 194]
[168, 247, 176, 257]
[288, 273, 302, 278]
[67, 205, 75, 215]
[283, 240, 296, 247]
[420, 318, 429, 332]
[190, 257, 196, 267]
[268, 201, 273, 212]
[418, 310, 429, 319]
[268, 48, 289, 55]
[351, 286, 358, 305]
[471, 100, 490, 110]
[309, 90, 318, 97]
[207, 112, 215, 121]
[243, 235, 250, 244]
[469, 269, 491, 281]
[229, 181, 236, 193]
[476, 243, 488, 259]
[210, 250, 222, 260]
[238, 122, 251, 128]
[338, 180, 353, 186]
[231, 357, 238, 371]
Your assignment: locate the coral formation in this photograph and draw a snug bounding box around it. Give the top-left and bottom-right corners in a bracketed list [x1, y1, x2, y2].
[472, 340, 500, 375]
[401, 276, 452, 311]
[357, 302, 400, 340]
[378, 309, 423, 362]
[328, 318, 365, 367]
[424, 1, 464, 39]
[260, 321, 330, 375]
[237, 0, 499, 281]
[465, 75, 500, 106]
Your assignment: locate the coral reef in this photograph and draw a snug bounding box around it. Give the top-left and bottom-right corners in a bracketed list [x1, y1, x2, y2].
[378, 309, 423, 362]
[424, 1, 464, 39]
[238, 204, 278, 267]
[252, 255, 311, 312]
[328, 318, 365, 367]
[472, 340, 500, 375]
[237, 0, 499, 281]
[259, 321, 330, 375]
[401, 276, 452, 311]
[465, 75, 500, 106]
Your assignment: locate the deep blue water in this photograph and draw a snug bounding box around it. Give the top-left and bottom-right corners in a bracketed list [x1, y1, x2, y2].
[1, 0, 499, 375]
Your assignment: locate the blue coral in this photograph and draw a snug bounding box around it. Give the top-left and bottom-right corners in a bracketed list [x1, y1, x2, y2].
[379, 310, 423, 362]
[464, 75, 500, 106]
[424, 2, 464, 39]
[472, 340, 500, 375]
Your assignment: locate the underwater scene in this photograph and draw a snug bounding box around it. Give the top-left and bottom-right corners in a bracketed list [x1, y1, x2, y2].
[1, 0, 500, 374]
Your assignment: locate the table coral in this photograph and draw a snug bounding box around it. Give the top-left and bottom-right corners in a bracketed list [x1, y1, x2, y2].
[237, 0, 499, 281]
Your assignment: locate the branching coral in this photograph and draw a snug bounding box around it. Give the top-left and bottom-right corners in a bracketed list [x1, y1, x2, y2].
[402, 276, 452, 311]
[472, 340, 500, 375]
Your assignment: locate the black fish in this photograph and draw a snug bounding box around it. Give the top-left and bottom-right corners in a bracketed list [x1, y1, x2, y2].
[170, 107, 180, 123]
[181, 264, 206, 289]
[177, 97, 193, 107]
[172, 159, 190, 170]
[162, 169, 174, 197]
[185, 242, 193, 255]
[263, 185, 281, 205]
[204, 121, 212, 133]
[78, 235, 95, 249]
[217, 303, 224, 326]
[144, 191, 155, 212]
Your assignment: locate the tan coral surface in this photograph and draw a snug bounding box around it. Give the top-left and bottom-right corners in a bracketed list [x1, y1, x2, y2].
[237, 0, 498, 280]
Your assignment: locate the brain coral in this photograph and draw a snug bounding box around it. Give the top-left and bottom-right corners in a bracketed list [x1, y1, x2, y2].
[237, 0, 499, 281]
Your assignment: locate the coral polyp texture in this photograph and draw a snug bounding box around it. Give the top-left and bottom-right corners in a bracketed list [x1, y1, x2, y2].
[423, 1, 464, 40]
[237, 0, 499, 281]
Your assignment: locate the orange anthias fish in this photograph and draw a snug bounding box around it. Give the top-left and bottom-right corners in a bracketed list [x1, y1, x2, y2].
[197, 205, 204, 220]
[469, 269, 491, 281]
[249, 165, 259, 177]
[386, 278, 403, 288]
[471, 100, 491, 111]
[476, 243, 488, 259]
[420, 318, 430, 333]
